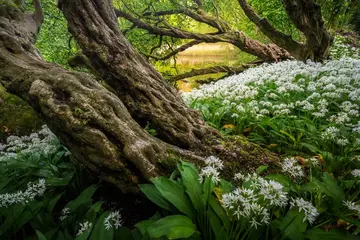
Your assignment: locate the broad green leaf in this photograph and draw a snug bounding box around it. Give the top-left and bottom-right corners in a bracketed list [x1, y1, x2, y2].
[209, 195, 230, 230]
[147, 215, 197, 239]
[66, 185, 98, 211]
[152, 177, 194, 218]
[0, 205, 26, 237]
[274, 208, 307, 240]
[114, 227, 133, 240]
[178, 161, 205, 213]
[85, 201, 104, 223]
[48, 193, 63, 213]
[36, 230, 48, 240]
[304, 228, 356, 240]
[203, 177, 215, 205]
[139, 184, 171, 211]
[256, 165, 269, 174]
[135, 219, 155, 235]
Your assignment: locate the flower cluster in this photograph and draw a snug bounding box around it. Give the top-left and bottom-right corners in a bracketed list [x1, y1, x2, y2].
[330, 35, 360, 60]
[0, 125, 60, 162]
[104, 211, 123, 230]
[0, 179, 46, 207]
[290, 198, 319, 224]
[199, 156, 223, 183]
[280, 157, 305, 180]
[59, 207, 71, 221]
[183, 57, 360, 151]
[76, 221, 93, 236]
[343, 200, 360, 217]
[222, 173, 287, 229]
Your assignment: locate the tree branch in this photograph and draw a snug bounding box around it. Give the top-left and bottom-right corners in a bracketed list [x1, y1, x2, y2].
[32, 0, 44, 28]
[114, 8, 291, 61]
[167, 62, 261, 82]
[237, 0, 303, 55]
[145, 40, 203, 61]
[283, 0, 333, 60]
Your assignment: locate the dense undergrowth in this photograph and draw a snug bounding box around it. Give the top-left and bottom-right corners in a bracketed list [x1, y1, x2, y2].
[1, 39, 360, 239]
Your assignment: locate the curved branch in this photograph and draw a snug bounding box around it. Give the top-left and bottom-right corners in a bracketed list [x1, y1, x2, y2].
[283, 0, 333, 61]
[237, 0, 303, 55]
[167, 63, 260, 82]
[114, 8, 291, 61]
[145, 40, 203, 61]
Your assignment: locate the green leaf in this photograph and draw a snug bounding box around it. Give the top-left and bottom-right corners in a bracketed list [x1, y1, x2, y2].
[274, 208, 307, 240]
[114, 227, 133, 240]
[178, 161, 205, 213]
[147, 215, 197, 239]
[139, 184, 171, 211]
[256, 165, 269, 174]
[304, 228, 356, 240]
[48, 193, 63, 213]
[152, 177, 194, 218]
[135, 220, 156, 235]
[89, 212, 113, 240]
[203, 177, 215, 205]
[209, 195, 230, 230]
[66, 185, 98, 211]
[36, 230, 48, 240]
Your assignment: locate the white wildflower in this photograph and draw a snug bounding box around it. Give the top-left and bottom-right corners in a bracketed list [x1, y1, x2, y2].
[76, 221, 93, 236]
[290, 198, 319, 224]
[343, 201, 360, 217]
[259, 180, 288, 207]
[351, 169, 360, 178]
[0, 179, 46, 208]
[199, 166, 220, 183]
[281, 157, 304, 180]
[104, 211, 123, 230]
[59, 207, 71, 221]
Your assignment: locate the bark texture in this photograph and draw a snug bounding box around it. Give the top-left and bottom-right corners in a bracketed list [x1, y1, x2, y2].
[0, 1, 278, 192]
[238, 0, 333, 61]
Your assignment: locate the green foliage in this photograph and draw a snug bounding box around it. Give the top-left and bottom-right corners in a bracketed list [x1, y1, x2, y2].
[136, 158, 360, 239]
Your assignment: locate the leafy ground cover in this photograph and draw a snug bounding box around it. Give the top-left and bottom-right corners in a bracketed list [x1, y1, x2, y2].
[1, 38, 360, 240]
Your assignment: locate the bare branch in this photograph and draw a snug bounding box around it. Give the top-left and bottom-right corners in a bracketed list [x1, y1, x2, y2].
[238, 0, 302, 54]
[145, 40, 203, 61]
[32, 0, 44, 27]
[167, 63, 261, 82]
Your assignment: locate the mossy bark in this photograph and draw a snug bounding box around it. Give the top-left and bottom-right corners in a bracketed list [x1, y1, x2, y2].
[0, 85, 42, 141]
[0, 1, 279, 192]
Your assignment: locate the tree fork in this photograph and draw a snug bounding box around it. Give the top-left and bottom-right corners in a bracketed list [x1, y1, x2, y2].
[0, 1, 279, 192]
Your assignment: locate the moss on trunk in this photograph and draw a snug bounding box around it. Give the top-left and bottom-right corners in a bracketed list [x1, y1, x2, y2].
[0, 85, 42, 141]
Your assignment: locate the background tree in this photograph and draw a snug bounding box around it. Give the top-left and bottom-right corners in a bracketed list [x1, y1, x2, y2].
[113, 0, 332, 81]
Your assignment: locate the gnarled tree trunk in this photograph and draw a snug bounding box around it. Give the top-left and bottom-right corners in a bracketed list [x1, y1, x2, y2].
[0, 0, 278, 192]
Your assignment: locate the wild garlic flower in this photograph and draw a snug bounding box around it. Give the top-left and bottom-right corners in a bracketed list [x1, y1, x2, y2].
[199, 166, 220, 183]
[305, 157, 320, 167]
[336, 138, 349, 146]
[259, 180, 288, 207]
[321, 127, 340, 141]
[0, 179, 46, 208]
[281, 157, 304, 180]
[199, 156, 223, 183]
[0, 125, 59, 163]
[290, 198, 319, 224]
[351, 169, 360, 178]
[204, 156, 224, 170]
[343, 201, 360, 217]
[76, 221, 93, 236]
[59, 207, 71, 221]
[104, 211, 123, 230]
